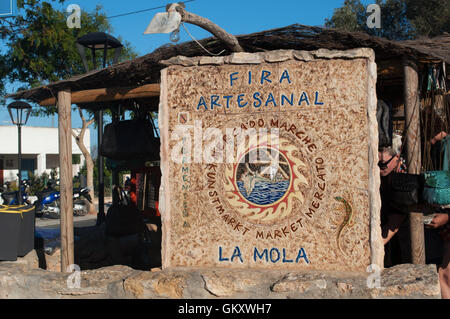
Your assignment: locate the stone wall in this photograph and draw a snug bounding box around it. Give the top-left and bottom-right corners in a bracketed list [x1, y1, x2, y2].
[1, 49, 441, 300]
[0, 251, 441, 299]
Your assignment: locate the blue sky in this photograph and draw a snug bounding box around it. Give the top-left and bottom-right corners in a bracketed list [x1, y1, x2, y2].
[1, 0, 359, 150]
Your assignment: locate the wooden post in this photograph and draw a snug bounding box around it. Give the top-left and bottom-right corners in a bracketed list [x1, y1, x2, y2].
[57, 89, 74, 272]
[403, 56, 425, 264]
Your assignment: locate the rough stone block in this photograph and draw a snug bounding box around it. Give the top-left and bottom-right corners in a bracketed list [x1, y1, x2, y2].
[45, 248, 61, 272]
[228, 52, 264, 64]
[293, 50, 314, 61]
[0, 263, 441, 299]
[264, 50, 294, 63]
[160, 56, 199, 67]
[123, 271, 188, 299]
[201, 269, 268, 297]
[313, 48, 375, 62]
[6, 250, 40, 271]
[199, 56, 225, 65]
[376, 264, 442, 299]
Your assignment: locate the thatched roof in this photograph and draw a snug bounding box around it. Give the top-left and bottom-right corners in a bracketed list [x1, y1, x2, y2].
[400, 33, 450, 64]
[7, 24, 450, 104]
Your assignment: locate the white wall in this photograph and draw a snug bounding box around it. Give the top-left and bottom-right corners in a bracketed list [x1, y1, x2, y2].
[0, 126, 89, 155]
[0, 126, 90, 182]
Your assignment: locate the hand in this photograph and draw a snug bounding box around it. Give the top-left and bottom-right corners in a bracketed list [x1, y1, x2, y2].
[382, 214, 406, 245]
[431, 131, 448, 145]
[426, 213, 449, 229]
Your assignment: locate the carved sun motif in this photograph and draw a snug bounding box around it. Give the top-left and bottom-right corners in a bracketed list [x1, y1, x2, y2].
[224, 137, 309, 225]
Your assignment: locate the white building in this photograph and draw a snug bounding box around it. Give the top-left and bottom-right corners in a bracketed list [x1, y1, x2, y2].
[0, 126, 90, 185]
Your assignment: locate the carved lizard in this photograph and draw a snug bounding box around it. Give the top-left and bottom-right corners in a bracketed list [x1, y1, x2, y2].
[334, 196, 353, 256]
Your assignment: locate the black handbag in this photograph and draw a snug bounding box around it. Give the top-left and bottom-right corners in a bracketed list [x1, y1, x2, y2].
[100, 117, 160, 161]
[131, 227, 162, 270]
[106, 187, 145, 237]
[389, 173, 423, 213]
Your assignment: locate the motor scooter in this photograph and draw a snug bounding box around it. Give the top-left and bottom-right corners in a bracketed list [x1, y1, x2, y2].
[0, 180, 30, 205]
[34, 180, 61, 218]
[35, 180, 92, 219]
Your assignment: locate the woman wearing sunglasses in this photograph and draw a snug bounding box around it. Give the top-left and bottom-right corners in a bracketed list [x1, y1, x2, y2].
[379, 136, 450, 298]
[378, 148, 406, 177]
[378, 146, 407, 248]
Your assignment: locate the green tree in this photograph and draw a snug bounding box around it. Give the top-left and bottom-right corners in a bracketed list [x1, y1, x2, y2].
[405, 0, 450, 38]
[0, 0, 138, 212]
[325, 0, 367, 33]
[0, 0, 137, 110]
[325, 0, 450, 40]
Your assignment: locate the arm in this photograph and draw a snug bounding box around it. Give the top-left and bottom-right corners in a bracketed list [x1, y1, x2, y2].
[427, 210, 449, 229]
[382, 214, 407, 245]
[431, 131, 448, 145]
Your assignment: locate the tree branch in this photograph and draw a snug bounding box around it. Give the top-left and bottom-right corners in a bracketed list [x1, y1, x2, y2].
[86, 118, 95, 127]
[78, 107, 86, 126]
[171, 4, 244, 53]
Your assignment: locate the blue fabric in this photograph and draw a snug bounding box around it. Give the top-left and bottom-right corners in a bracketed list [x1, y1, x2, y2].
[424, 171, 450, 188]
[423, 136, 450, 205]
[442, 136, 450, 171]
[423, 187, 450, 205]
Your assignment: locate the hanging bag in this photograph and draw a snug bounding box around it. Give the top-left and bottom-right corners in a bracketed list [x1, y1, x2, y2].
[387, 100, 424, 213]
[100, 111, 160, 161]
[389, 171, 423, 213]
[422, 171, 450, 205]
[422, 62, 450, 205]
[422, 136, 450, 205]
[131, 226, 161, 270]
[106, 186, 145, 237]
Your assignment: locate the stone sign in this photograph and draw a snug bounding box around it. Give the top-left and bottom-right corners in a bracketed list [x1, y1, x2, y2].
[159, 49, 383, 271]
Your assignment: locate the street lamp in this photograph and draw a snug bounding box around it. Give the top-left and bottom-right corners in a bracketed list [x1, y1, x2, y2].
[76, 32, 123, 71]
[7, 101, 32, 205]
[76, 32, 123, 225]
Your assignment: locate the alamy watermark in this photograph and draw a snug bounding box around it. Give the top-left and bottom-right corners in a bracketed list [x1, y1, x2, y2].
[66, 264, 81, 289]
[366, 4, 381, 29]
[66, 4, 81, 29]
[366, 264, 382, 289]
[171, 120, 280, 165]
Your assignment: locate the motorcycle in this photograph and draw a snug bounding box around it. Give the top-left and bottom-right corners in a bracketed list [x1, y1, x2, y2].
[72, 187, 93, 217]
[0, 180, 31, 205]
[34, 180, 92, 219]
[34, 180, 61, 218]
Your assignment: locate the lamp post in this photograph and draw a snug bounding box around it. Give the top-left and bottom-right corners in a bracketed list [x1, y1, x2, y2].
[7, 101, 32, 205]
[76, 32, 123, 225]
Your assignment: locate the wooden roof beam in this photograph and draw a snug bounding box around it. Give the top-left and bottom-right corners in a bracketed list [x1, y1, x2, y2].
[39, 83, 160, 106]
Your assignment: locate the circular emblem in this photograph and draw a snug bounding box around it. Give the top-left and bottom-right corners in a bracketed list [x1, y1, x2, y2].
[224, 137, 310, 225]
[235, 147, 292, 207]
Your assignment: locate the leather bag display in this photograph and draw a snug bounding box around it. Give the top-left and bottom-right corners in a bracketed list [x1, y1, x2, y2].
[389, 173, 423, 213]
[422, 170, 450, 205]
[100, 118, 160, 161]
[105, 187, 145, 237]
